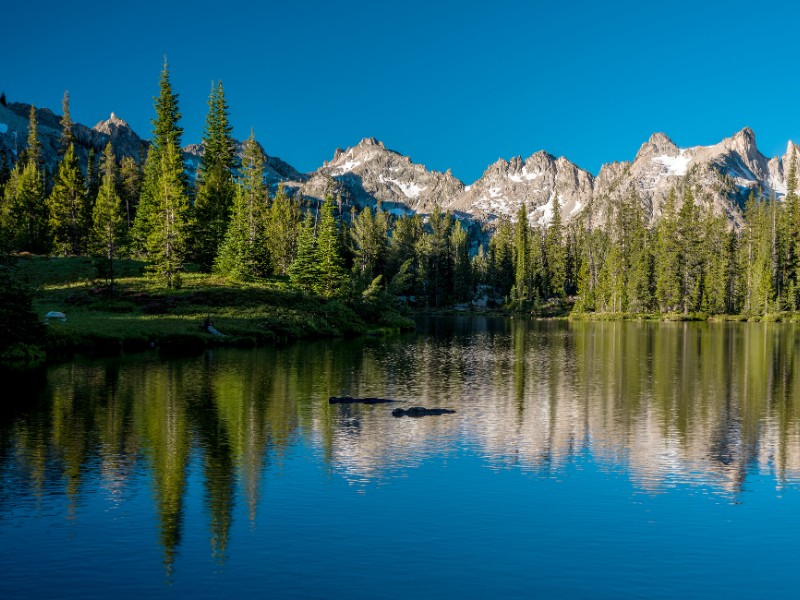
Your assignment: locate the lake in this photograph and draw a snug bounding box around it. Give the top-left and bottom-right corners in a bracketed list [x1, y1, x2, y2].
[2, 317, 800, 598]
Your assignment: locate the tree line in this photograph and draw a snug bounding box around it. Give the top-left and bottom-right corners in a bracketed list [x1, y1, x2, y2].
[1, 61, 799, 318]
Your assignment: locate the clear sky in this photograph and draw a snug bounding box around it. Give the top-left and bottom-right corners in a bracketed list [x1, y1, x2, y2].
[2, 0, 798, 183]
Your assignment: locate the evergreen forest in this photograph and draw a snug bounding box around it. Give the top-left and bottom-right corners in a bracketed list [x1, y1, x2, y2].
[2, 62, 800, 324]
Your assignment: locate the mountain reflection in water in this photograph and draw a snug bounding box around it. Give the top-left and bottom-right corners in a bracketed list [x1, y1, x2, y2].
[2, 317, 800, 587]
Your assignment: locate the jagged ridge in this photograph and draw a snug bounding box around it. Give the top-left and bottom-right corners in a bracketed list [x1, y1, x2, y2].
[1, 97, 797, 229]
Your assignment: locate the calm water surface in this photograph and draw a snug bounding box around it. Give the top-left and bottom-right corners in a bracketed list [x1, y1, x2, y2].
[3, 318, 800, 598]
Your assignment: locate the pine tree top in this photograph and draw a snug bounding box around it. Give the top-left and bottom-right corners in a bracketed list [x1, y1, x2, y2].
[199, 81, 237, 177]
[60, 90, 74, 154]
[151, 58, 183, 153]
[26, 105, 42, 168]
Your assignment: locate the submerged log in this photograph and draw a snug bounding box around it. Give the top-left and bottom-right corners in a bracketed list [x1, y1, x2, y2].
[329, 396, 397, 404]
[391, 406, 456, 417]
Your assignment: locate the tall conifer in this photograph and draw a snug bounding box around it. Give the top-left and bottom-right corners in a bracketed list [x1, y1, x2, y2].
[146, 141, 188, 288]
[91, 143, 124, 290]
[48, 143, 88, 255]
[289, 209, 319, 292]
[59, 91, 74, 155]
[545, 195, 566, 298]
[132, 58, 185, 256]
[215, 132, 270, 279]
[314, 194, 348, 298]
[189, 81, 237, 270]
[24, 106, 42, 169]
[514, 204, 530, 303]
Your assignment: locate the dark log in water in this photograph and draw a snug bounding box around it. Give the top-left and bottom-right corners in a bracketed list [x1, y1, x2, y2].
[392, 407, 456, 417]
[329, 396, 397, 404]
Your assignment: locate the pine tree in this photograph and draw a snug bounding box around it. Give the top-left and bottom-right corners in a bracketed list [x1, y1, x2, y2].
[2, 161, 49, 253]
[267, 184, 302, 275]
[215, 132, 270, 279]
[24, 106, 42, 169]
[386, 213, 422, 296]
[741, 191, 774, 315]
[596, 236, 625, 312]
[131, 58, 185, 256]
[655, 189, 682, 312]
[530, 226, 548, 300]
[188, 81, 237, 270]
[622, 192, 653, 313]
[91, 143, 124, 290]
[594, 196, 632, 313]
[702, 211, 733, 315]
[545, 195, 566, 298]
[119, 155, 141, 233]
[564, 225, 579, 297]
[86, 148, 100, 208]
[351, 204, 389, 286]
[313, 194, 348, 298]
[451, 218, 472, 302]
[784, 146, 800, 309]
[59, 90, 74, 155]
[48, 143, 88, 255]
[489, 217, 514, 298]
[417, 204, 452, 307]
[676, 188, 704, 314]
[513, 204, 531, 304]
[289, 209, 319, 292]
[471, 244, 489, 288]
[146, 142, 188, 288]
[574, 226, 610, 313]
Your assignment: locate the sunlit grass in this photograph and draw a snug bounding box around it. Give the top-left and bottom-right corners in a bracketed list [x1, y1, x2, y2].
[12, 255, 412, 357]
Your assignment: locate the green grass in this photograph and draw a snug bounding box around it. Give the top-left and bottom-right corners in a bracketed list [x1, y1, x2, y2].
[15, 255, 413, 359]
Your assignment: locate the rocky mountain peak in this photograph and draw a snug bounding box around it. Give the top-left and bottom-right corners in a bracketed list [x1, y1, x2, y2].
[635, 132, 679, 161]
[356, 136, 384, 149]
[293, 138, 465, 215]
[325, 137, 397, 171]
[93, 112, 130, 132]
[735, 126, 756, 143]
[724, 127, 759, 160]
[90, 112, 142, 158]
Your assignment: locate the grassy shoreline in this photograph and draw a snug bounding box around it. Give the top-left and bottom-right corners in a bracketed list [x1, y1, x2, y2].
[9, 255, 800, 369]
[9, 255, 414, 364]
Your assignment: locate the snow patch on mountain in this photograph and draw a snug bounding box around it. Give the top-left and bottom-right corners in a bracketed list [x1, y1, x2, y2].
[536, 193, 556, 225]
[333, 153, 363, 174]
[654, 150, 691, 176]
[377, 174, 425, 198]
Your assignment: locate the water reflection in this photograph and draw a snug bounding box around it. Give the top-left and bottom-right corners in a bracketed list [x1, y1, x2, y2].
[2, 318, 800, 569]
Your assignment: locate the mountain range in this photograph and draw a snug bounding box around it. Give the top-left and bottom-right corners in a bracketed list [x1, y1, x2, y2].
[1, 99, 796, 229]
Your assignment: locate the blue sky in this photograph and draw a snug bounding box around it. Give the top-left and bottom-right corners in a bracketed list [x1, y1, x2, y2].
[2, 0, 798, 183]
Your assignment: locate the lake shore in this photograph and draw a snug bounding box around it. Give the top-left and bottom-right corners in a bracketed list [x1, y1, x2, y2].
[6, 255, 414, 365]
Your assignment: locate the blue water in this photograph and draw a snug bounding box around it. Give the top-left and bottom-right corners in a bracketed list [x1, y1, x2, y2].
[2, 318, 800, 598]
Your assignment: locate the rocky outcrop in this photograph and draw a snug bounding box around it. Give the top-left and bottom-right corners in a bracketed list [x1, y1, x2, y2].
[287, 137, 465, 215]
[0, 102, 146, 170]
[450, 151, 594, 227]
[589, 128, 795, 228]
[90, 112, 145, 159]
